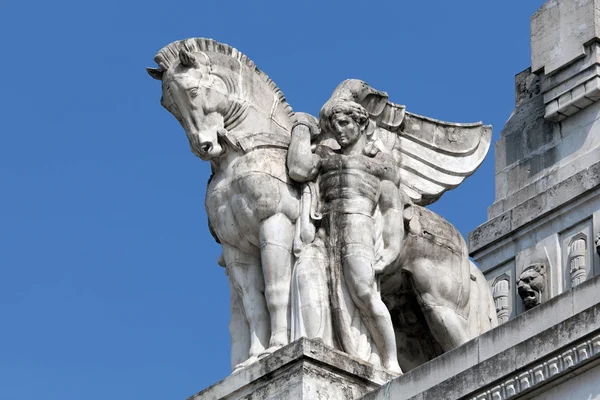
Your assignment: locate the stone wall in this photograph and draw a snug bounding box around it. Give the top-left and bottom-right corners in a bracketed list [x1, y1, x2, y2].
[470, 0, 600, 325]
[361, 275, 600, 400]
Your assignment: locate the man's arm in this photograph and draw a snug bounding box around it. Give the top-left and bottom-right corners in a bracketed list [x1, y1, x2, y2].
[287, 123, 321, 182]
[373, 179, 404, 274]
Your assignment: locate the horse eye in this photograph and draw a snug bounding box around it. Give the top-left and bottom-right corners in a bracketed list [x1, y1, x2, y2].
[189, 87, 199, 98]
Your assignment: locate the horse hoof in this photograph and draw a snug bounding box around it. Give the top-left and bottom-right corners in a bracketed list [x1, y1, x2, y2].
[232, 355, 259, 373]
[232, 363, 245, 374]
[258, 345, 281, 359]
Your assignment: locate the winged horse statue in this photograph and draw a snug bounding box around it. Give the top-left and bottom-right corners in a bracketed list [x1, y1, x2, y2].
[147, 38, 497, 375]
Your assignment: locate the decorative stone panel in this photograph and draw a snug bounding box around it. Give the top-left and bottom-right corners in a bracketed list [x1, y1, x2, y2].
[568, 233, 588, 287]
[561, 220, 593, 291]
[470, 334, 600, 400]
[492, 275, 510, 324]
[486, 261, 516, 324]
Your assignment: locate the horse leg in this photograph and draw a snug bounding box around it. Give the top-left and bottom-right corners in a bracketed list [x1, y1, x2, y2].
[409, 258, 471, 352]
[259, 212, 294, 356]
[228, 278, 249, 371]
[223, 244, 270, 370]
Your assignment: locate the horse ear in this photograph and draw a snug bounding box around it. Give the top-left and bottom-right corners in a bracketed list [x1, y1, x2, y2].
[179, 49, 197, 67]
[146, 67, 163, 80]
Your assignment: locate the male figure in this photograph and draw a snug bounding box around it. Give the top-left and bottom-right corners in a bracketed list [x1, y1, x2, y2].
[288, 99, 403, 374]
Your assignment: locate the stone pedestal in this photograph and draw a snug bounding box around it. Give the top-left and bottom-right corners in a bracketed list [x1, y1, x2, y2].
[188, 338, 393, 400]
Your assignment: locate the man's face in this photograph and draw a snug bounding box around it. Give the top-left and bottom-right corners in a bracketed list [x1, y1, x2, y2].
[332, 113, 363, 148]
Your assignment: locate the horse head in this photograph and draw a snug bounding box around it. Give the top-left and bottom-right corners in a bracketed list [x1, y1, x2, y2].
[147, 38, 296, 161]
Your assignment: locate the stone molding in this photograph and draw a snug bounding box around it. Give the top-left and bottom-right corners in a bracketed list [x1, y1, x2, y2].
[544, 75, 600, 122]
[531, 0, 600, 121]
[469, 161, 600, 255]
[542, 44, 600, 122]
[469, 333, 600, 400]
[361, 275, 600, 400]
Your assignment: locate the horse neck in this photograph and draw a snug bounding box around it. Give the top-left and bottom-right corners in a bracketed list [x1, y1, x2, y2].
[230, 104, 291, 137]
[210, 103, 292, 176]
[210, 145, 243, 176]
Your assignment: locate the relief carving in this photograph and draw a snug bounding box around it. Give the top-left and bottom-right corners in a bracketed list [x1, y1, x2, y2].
[568, 233, 588, 287]
[492, 274, 510, 323]
[517, 263, 546, 310]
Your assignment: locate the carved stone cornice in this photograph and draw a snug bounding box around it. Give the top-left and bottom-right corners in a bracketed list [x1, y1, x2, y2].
[469, 333, 600, 400]
[542, 43, 600, 122]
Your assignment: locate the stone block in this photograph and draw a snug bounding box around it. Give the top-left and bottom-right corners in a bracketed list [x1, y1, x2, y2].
[494, 138, 508, 177]
[558, 91, 581, 116]
[586, 76, 600, 101]
[572, 274, 600, 314]
[417, 347, 517, 400]
[571, 83, 595, 109]
[363, 281, 600, 400]
[545, 99, 560, 119]
[515, 68, 540, 108]
[478, 289, 574, 362]
[189, 338, 392, 400]
[468, 212, 512, 254]
[487, 199, 505, 220]
[531, 0, 600, 75]
[360, 338, 480, 400]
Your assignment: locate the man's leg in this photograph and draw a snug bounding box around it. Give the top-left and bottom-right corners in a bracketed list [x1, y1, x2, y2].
[341, 215, 402, 374]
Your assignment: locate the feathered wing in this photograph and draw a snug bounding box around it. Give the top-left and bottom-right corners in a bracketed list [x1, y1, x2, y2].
[393, 112, 492, 205]
[327, 79, 492, 206]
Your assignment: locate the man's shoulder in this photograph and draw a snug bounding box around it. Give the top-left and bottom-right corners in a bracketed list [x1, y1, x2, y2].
[372, 151, 397, 167]
[314, 144, 340, 156]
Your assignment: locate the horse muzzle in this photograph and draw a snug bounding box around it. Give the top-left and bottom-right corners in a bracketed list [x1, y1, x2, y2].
[187, 132, 223, 161]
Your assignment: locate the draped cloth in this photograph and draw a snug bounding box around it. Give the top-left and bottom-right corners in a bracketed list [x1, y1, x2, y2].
[323, 211, 380, 365]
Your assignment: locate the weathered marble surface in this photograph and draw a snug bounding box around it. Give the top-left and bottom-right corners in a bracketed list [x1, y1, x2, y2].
[517, 263, 547, 310]
[188, 338, 393, 400]
[362, 275, 600, 400]
[470, 0, 600, 327]
[147, 37, 496, 377]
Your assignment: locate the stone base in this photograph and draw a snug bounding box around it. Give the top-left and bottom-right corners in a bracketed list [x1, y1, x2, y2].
[188, 338, 393, 400]
[363, 276, 600, 400]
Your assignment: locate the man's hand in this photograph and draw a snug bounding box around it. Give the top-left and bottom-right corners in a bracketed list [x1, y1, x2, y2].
[288, 123, 319, 183]
[373, 249, 398, 274]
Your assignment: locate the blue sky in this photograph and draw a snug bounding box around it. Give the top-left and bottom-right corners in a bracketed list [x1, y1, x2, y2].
[0, 1, 546, 399]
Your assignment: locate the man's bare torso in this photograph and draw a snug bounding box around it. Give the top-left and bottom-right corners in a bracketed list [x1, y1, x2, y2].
[314, 145, 397, 217]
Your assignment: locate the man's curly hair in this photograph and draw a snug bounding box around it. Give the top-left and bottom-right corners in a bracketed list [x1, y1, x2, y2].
[319, 100, 369, 134]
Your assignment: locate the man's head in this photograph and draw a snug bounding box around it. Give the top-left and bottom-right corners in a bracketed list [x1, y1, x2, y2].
[517, 263, 546, 310]
[320, 100, 369, 148]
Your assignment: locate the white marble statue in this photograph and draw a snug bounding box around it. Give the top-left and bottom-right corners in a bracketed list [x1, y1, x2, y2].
[288, 94, 405, 374]
[147, 39, 299, 372]
[147, 38, 498, 375]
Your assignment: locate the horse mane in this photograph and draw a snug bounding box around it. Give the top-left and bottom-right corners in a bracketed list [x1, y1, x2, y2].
[154, 38, 295, 122]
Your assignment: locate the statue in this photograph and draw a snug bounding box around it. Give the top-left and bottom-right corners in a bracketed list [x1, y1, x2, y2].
[147, 39, 300, 372]
[147, 38, 498, 375]
[288, 94, 404, 374]
[517, 263, 547, 310]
